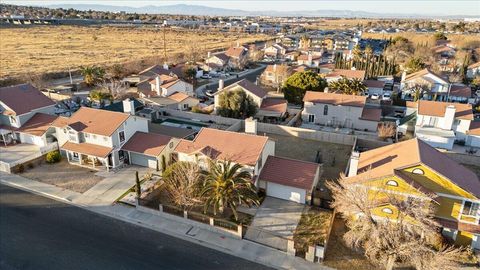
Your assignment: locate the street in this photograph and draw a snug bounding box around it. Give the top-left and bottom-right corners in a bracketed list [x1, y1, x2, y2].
[0, 184, 272, 270]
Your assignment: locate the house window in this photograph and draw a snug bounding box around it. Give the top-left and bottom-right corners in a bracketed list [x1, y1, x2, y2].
[382, 208, 393, 214]
[323, 105, 328, 115]
[73, 152, 79, 158]
[119, 131, 125, 143]
[183, 103, 188, 109]
[85, 133, 89, 138]
[9, 116, 16, 124]
[93, 135, 97, 139]
[412, 168, 424, 175]
[462, 201, 480, 217]
[308, 114, 315, 123]
[119, 150, 125, 161]
[386, 180, 398, 187]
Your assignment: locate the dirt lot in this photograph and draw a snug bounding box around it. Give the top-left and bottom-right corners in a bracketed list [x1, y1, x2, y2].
[19, 159, 104, 193]
[0, 26, 268, 79]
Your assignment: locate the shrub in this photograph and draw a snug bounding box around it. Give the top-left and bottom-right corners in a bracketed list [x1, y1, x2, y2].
[17, 164, 25, 173]
[46, 150, 61, 164]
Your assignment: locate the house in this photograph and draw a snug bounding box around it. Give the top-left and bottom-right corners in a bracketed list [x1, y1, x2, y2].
[363, 80, 386, 96]
[172, 127, 275, 177]
[448, 84, 472, 103]
[205, 52, 230, 72]
[137, 74, 194, 98]
[411, 100, 473, 150]
[467, 62, 480, 79]
[302, 91, 380, 132]
[257, 156, 320, 204]
[264, 43, 288, 59]
[346, 138, 480, 249]
[297, 53, 321, 67]
[466, 121, 480, 148]
[138, 64, 181, 81]
[143, 92, 200, 111]
[225, 45, 249, 70]
[324, 69, 366, 83]
[51, 107, 149, 171]
[0, 83, 57, 146]
[259, 64, 293, 88]
[400, 69, 450, 101]
[121, 131, 178, 170]
[102, 98, 144, 114]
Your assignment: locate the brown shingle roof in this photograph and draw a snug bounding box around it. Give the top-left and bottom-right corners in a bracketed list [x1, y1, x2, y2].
[51, 107, 129, 136]
[0, 84, 55, 116]
[468, 121, 480, 136]
[417, 100, 473, 120]
[225, 47, 247, 58]
[303, 91, 366, 107]
[61, 141, 113, 158]
[121, 132, 172, 157]
[360, 108, 382, 121]
[174, 128, 268, 166]
[260, 98, 287, 113]
[449, 84, 471, 98]
[404, 68, 448, 83]
[218, 79, 267, 99]
[17, 113, 57, 136]
[259, 156, 319, 190]
[326, 69, 366, 80]
[363, 80, 386, 88]
[168, 92, 190, 103]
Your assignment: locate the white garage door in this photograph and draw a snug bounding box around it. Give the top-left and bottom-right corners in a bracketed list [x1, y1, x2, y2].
[266, 182, 305, 204]
[129, 152, 157, 168]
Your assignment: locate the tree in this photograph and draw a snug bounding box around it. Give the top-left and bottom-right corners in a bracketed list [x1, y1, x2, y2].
[377, 122, 396, 141]
[405, 57, 425, 73]
[89, 90, 112, 103]
[217, 90, 258, 119]
[108, 64, 124, 79]
[433, 32, 448, 41]
[282, 71, 327, 104]
[97, 80, 128, 99]
[326, 175, 469, 270]
[364, 45, 373, 57]
[183, 66, 197, 86]
[352, 44, 363, 62]
[300, 35, 310, 50]
[135, 171, 141, 198]
[412, 83, 429, 101]
[80, 65, 105, 86]
[162, 162, 204, 211]
[328, 77, 367, 95]
[201, 160, 260, 220]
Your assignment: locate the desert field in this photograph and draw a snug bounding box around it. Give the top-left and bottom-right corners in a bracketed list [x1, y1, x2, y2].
[0, 26, 269, 79]
[363, 32, 480, 47]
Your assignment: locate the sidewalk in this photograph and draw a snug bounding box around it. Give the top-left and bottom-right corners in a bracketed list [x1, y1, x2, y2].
[0, 172, 330, 270]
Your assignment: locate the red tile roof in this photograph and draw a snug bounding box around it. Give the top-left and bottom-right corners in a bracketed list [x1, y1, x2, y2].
[303, 91, 366, 107]
[468, 62, 480, 69]
[360, 108, 382, 121]
[174, 128, 268, 166]
[17, 113, 58, 136]
[225, 47, 247, 58]
[259, 156, 319, 190]
[468, 121, 480, 136]
[61, 141, 113, 158]
[168, 92, 190, 102]
[121, 132, 172, 157]
[326, 69, 366, 80]
[0, 84, 55, 116]
[417, 100, 473, 120]
[260, 98, 287, 114]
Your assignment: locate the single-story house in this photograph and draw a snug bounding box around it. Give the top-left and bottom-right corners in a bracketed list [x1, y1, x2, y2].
[144, 92, 200, 111]
[466, 121, 480, 148]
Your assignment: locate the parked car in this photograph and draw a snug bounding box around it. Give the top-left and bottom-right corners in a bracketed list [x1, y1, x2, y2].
[371, 93, 380, 100]
[201, 74, 212, 79]
[205, 90, 215, 97]
[382, 93, 391, 101]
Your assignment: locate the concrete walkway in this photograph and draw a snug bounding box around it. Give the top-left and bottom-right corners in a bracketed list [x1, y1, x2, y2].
[0, 172, 330, 270]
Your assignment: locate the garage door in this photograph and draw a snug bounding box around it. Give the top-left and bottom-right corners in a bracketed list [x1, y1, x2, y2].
[129, 152, 157, 168]
[266, 182, 305, 204]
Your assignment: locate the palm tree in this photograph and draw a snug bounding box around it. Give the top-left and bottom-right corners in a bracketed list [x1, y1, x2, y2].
[328, 77, 367, 95]
[80, 65, 105, 86]
[201, 160, 260, 220]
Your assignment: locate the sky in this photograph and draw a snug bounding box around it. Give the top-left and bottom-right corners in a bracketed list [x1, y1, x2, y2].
[3, 0, 480, 16]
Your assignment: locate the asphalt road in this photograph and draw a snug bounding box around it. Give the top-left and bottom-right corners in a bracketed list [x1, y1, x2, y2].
[0, 184, 272, 270]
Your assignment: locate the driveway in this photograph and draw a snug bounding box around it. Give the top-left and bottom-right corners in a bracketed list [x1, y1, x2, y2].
[244, 197, 304, 251]
[0, 143, 40, 164]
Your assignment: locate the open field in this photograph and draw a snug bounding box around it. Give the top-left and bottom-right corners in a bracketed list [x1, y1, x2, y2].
[363, 32, 480, 47]
[0, 26, 269, 79]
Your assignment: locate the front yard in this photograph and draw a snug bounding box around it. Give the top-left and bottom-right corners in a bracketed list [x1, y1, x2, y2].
[293, 207, 334, 255]
[18, 159, 104, 193]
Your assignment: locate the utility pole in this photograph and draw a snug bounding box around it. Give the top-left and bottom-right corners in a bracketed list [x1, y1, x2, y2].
[163, 24, 167, 63]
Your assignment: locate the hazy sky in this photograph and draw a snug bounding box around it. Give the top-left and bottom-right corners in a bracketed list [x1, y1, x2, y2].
[4, 0, 480, 16]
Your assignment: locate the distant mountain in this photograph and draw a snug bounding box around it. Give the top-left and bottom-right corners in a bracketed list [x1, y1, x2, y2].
[45, 3, 473, 19]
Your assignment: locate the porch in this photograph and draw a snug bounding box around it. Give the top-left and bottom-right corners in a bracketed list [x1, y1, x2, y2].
[61, 142, 114, 171]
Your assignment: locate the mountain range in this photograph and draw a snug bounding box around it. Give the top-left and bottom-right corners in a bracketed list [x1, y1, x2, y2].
[45, 4, 474, 19]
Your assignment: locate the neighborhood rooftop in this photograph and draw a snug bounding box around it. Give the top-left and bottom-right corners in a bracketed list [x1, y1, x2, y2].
[417, 100, 473, 120]
[303, 91, 366, 107]
[259, 156, 319, 190]
[121, 131, 172, 157]
[0, 83, 55, 115]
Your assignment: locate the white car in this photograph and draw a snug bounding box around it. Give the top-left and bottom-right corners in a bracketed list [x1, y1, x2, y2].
[200, 74, 212, 79]
[370, 93, 380, 100]
[382, 93, 391, 101]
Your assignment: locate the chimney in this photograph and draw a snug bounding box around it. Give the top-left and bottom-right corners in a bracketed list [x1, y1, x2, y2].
[308, 53, 313, 64]
[443, 105, 456, 130]
[348, 151, 360, 177]
[218, 79, 224, 91]
[207, 51, 211, 58]
[245, 117, 257, 135]
[401, 71, 407, 82]
[236, 41, 240, 47]
[163, 62, 169, 70]
[122, 98, 135, 115]
[273, 64, 277, 72]
[155, 76, 162, 96]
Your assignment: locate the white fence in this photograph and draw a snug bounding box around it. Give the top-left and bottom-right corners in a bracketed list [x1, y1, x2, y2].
[0, 143, 58, 173]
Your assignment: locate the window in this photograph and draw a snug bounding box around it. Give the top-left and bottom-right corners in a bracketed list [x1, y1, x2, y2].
[9, 116, 17, 124]
[462, 201, 479, 217]
[323, 105, 328, 115]
[412, 168, 424, 175]
[382, 208, 393, 214]
[169, 142, 174, 149]
[308, 114, 315, 123]
[119, 150, 125, 160]
[119, 131, 125, 143]
[73, 152, 79, 158]
[386, 180, 398, 187]
[183, 103, 188, 109]
[85, 133, 89, 138]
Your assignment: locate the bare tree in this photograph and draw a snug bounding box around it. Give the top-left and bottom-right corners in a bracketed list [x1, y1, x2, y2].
[377, 122, 396, 141]
[97, 80, 128, 100]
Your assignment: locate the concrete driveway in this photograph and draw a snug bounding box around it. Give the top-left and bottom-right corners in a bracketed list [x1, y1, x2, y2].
[0, 143, 40, 164]
[244, 197, 304, 251]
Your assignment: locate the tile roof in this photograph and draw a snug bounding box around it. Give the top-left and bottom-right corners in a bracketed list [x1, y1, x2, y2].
[0, 84, 55, 116]
[211, 53, 230, 62]
[264, 64, 292, 74]
[168, 92, 190, 103]
[404, 68, 448, 83]
[326, 69, 366, 80]
[259, 156, 319, 190]
[260, 98, 287, 113]
[406, 101, 417, 108]
[363, 80, 386, 88]
[298, 54, 321, 61]
[121, 131, 172, 157]
[468, 62, 480, 69]
[303, 91, 366, 107]
[225, 47, 247, 58]
[61, 141, 113, 158]
[218, 79, 267, 99]
[360, 107, 382, 121]
[417, 100, 473, 120]
[348, 138, 480, 198]
[17, 113, 58, 136]
[51, 107, 130, 136]
[174, 128, 268, 166]
[468, 121, 480, 136]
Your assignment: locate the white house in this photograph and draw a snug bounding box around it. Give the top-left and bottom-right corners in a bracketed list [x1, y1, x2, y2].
[466, 121, 480, 148]
[51, 107, 149, 171]
[205, 52, 230, 72]
[467, 62, 480, 79]
[144, 92, 200, 111]
[302, 91, 380, 132]
[400, 69, 450, 101]
[297, 53, 321, 68]
[264, 43, 288, 59]
[363, 80, 386, 96]
[412, 100, 474, 150]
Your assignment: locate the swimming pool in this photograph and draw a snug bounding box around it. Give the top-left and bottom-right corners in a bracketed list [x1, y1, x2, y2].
[159, 118, 208, 131]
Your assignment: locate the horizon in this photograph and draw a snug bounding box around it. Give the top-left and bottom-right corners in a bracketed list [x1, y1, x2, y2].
[3, 0, 480, 16]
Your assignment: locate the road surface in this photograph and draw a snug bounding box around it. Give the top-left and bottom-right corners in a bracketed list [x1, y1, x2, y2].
[0, 184, 272, 270]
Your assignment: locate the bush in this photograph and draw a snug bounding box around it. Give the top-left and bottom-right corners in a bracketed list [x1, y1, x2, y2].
[17, 164, 25, 173]
[46, 150, 61, 164]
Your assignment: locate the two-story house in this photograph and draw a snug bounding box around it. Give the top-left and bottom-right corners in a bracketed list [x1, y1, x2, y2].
[302, 91, 380, 132]
[225, 45, 249, 70]
[0, 83, 58, 147]
[297, 53, 321, 68]
[259, 64, 293, 88]
[137, 74, 194, 99]
[400, 69, 451, 101]
[264, 43, 288, 59]
[411, 100, 473, 150]
[204, 52, 230, 73]
[467, 62, 480, 79]
[346, 138, 480, 249]
[51, 107, 149, 171]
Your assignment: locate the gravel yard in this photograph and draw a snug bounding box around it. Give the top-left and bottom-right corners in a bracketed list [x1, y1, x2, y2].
[19, 159, 104, 193]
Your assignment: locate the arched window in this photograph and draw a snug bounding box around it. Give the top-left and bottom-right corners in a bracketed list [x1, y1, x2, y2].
[412, 168, 424, 175]
[382, 208, 393, 214]
[386, 180, 398, 187]
[323, 105, 328, 115]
